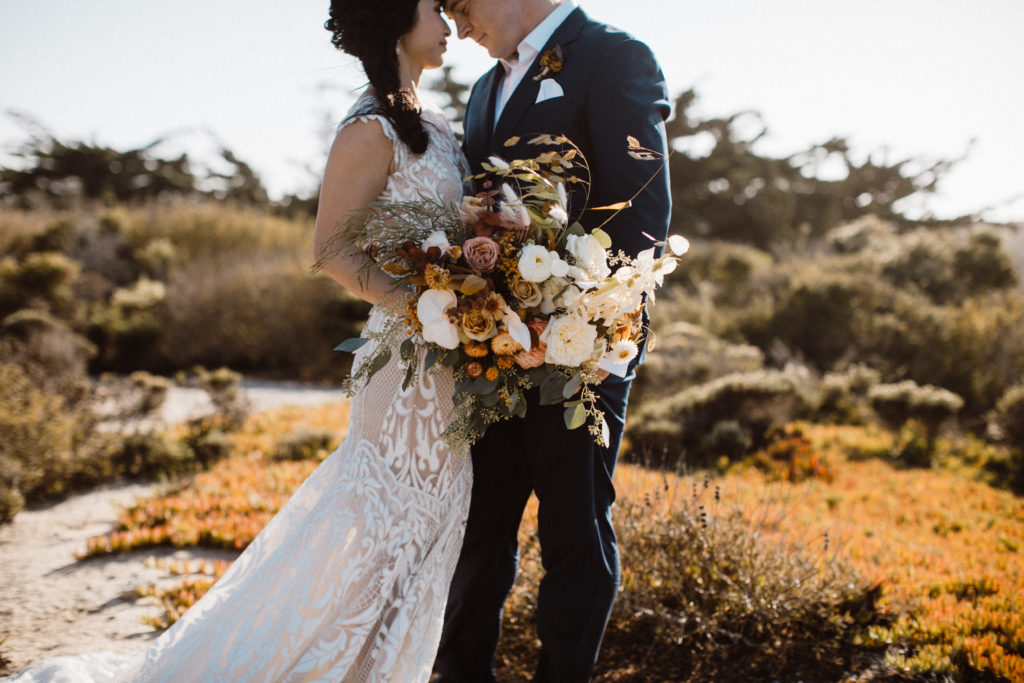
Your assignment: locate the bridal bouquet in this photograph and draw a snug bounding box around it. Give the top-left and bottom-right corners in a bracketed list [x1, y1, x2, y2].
[320, 135, 688, 449]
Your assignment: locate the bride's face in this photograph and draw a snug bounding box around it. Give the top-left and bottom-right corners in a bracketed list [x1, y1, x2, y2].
[400, 0, 452, 71]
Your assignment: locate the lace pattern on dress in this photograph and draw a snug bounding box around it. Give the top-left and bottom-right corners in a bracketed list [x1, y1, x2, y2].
[5, 89, 473, 683]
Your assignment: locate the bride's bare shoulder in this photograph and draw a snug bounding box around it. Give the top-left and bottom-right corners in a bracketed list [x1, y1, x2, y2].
[326, 117, 395, 177]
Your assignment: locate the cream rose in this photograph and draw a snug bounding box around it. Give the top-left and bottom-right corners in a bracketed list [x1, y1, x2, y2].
[540, 277, 582, 315]
[459, 195, 489, 224]
[518, 244, 553, 282]
[566, 233, 611, 279]
[511, 279, 543, 307]
[463, 236, 501, 273]
[462, 308, 497, 341]
[541, 315, 599, 367]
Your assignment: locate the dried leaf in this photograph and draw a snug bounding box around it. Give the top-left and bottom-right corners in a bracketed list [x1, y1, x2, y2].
[590, 201, 632, 211]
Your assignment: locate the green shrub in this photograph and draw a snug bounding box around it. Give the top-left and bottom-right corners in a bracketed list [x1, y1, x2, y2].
[627, 369, 804, 469]
[993, 385, 1024, 492]
[0, 362, 75, 521]
[669, 240, 776, 308]
[272, 427, 339, 461]
[129, 371, 172, 414]
[869, 380, 964, 467]
[952, 231, 1018, 296]
[826, 215, 894, 254]
[995, 384, 1024, 450]
[2, 308, 95, 383]
[920, 292, 1024, 422]
[633, 321, 764, 403]
[114, 432, 195, 479]
[880, 229, 958, 303]
[186, 430, 235, 468]
[511, 479, 888, 681]
[828, 221, 1016, 304]
[87, 277, 167, 372]
[0, 251, 80, 317]
[815, 364, 881, 424]
[159, 255, 366, 381]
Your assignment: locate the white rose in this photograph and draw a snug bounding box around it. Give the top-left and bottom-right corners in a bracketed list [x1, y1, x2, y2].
[549, 255, 569, 278]
[542, 315, 599, 367]
[416, 288, 459, 349]
[566, 233, 611, 279]
[540, 277, 583, 314]
[518, 244, 553, 282]
[421, 230, 451, 254]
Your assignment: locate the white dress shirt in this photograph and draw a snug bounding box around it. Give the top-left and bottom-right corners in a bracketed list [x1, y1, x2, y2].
[494, 0, 578, 126]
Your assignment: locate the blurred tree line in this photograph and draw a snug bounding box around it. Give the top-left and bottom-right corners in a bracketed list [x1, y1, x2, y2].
[2, 76, 986, 246]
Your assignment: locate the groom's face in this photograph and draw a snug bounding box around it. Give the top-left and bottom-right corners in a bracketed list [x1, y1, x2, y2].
[444, 0, 528, 60]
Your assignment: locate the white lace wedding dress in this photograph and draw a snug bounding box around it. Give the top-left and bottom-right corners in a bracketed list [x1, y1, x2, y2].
[6, 92, 473, 683]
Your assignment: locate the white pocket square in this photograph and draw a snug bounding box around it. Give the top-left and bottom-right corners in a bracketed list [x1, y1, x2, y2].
[535, 79, 564, 103]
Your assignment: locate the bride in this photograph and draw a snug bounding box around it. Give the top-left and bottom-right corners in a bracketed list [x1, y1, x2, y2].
[6, 0, 472, 681]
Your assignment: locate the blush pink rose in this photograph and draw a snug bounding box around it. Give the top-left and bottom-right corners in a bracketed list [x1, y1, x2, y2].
[463, 236, 501, 274]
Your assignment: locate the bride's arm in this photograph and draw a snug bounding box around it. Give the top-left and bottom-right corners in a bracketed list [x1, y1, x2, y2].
[313, 119, 400, 306]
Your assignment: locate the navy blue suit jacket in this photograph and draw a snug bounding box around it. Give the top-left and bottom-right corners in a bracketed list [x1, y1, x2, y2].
[462, 7, 672, 263]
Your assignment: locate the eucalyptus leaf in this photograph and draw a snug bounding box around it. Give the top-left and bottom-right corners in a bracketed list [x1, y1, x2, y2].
[470, 376, 499, 394]
[562, 375, 582, 399]
[402, 364, 416, 391]
[540, 372, 568, 405]
[481, 390, 501, 407]
[424, 347, 438, 372]
[591, 228, 613, 249]
[400, 338, 416, 362]
[506, 390, 520, 416]
[528, 366, 549, 387]
[566, 222, 585, 237]
[369, 349, 392, 375]
[564, 402, 587, 430]
[515, 397, 529, 418]
[335, 337, 369, 353]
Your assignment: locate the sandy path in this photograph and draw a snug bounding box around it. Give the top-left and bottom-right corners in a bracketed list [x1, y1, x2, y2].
[0, 381, 342, 676]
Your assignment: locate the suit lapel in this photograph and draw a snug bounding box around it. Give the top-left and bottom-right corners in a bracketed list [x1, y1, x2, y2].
[465, 64, 503, 168]
[491, 7, 588, 147]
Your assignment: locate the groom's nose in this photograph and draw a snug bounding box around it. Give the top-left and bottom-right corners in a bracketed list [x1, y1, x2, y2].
[454, 15, 472, 40]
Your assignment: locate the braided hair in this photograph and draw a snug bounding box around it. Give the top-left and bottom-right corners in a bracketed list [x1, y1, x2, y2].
[325, 0, 431, 154]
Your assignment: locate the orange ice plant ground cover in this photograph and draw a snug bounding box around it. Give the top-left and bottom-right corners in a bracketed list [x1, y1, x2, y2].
[715, 423, 1024, 680]
[82, 409, 1022, 679]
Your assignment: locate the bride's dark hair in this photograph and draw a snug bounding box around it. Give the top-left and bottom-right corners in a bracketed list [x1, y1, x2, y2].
[325, 0, 431, 155]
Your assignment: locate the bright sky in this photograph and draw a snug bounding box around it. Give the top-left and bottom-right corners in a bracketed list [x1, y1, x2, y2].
[2, 0, 1022, 222]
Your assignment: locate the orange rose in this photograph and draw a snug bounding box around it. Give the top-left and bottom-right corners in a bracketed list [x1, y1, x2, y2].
[515, 318, 549, 369]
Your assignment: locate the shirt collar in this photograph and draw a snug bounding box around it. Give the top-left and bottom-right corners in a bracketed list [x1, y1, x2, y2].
[500, 0, 577, 73]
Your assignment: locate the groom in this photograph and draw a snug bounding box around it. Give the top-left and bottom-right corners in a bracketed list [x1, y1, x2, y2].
[434, 0, 671, 680]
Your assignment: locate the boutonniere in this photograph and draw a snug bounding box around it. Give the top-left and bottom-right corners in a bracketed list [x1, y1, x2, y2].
[533, 45, 564, 81]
